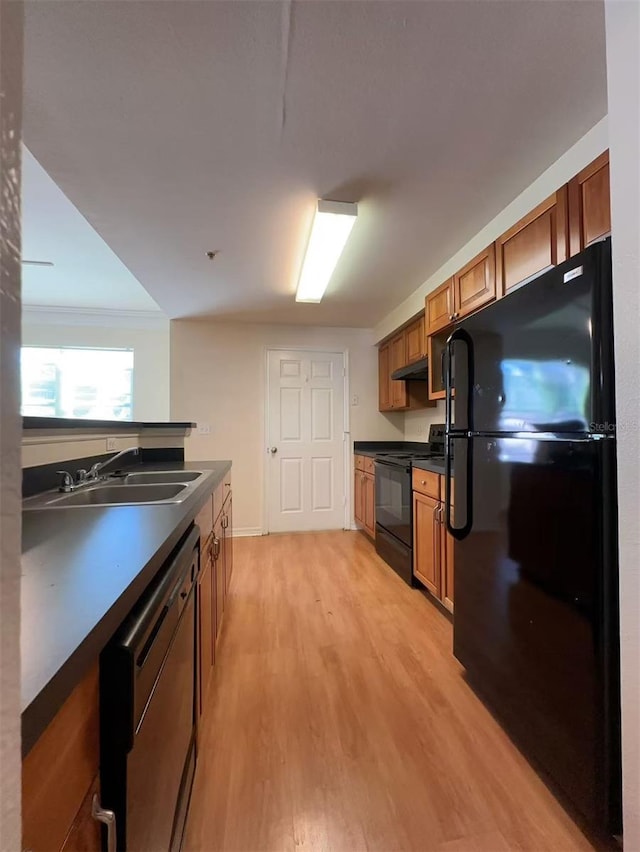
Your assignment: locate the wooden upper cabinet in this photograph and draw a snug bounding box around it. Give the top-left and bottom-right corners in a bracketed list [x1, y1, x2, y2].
[568, 151, 611, 256]
[390, 333, 408, 409]
[453, 244, 496, 319]
[378, 344, 392, 412]
[405, 315, 426, 363]
[496, 187, 568, 296]
[426, 278, 454, 334]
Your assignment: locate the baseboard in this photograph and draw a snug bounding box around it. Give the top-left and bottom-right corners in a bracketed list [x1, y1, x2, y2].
[233, 527, 264, 538]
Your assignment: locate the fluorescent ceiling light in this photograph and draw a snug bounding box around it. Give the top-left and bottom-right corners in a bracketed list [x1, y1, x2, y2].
[296, 199, 358, 303]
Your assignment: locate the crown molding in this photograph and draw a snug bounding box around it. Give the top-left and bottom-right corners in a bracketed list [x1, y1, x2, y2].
[22, 304, 169, 329]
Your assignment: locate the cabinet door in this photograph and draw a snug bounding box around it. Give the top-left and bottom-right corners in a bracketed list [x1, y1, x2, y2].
[425, 278, 454, 334]
[60, 776, 102, 852]
[390, 333, 408, 409]
[412, 492, 440, 597]
[198, 547, 214, 716]
[440, 513, 454, 613]
[363, 473, 376, 538]
[427, 329, 449, 401]
[224, 495, 233, 591]
[354, 470, 365, 525]
[405, 316, 426, 363]
[453, 244, 496, 319]
[22, 665, 99, 852]
[214, 517, 225, 640]
[568, 151, 610, 256]
[378, 344, 392, 412]
[496, 187, 568, 295]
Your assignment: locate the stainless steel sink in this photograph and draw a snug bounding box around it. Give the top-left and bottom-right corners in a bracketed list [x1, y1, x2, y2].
[56, 484, 187, 506]
[24, 482, 190, 509]
[121, 471, 202, 485]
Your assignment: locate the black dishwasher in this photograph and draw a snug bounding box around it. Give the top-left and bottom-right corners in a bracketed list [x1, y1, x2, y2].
[100, 524, 200, 852]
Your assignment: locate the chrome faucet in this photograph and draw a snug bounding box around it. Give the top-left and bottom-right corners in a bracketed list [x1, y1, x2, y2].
[87, 447, 139, 481]
[56, 447, 140, 492]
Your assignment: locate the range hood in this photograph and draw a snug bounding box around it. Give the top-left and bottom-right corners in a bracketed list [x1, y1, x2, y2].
[391, 356, 428, 381]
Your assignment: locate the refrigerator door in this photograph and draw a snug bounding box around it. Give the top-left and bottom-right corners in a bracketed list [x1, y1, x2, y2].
[449, 240, 614, 435]
[453, 435, 621, 833]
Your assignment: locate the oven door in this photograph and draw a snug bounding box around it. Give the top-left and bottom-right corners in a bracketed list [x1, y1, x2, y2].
[374, 460, 412, 547]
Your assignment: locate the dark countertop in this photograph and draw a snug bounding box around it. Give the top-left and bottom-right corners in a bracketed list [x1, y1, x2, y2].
[23, 416, 196, 431]
[354, 441, 431, 459]
[412, 458, 446, 475]
[21, 459, 230, 756]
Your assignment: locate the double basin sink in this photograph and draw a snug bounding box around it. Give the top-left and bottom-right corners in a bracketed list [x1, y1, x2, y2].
[24, 470, 205, 510]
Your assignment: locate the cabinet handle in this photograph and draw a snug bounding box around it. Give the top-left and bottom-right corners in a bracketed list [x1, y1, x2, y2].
[92, 794, 116, 852]
[213, 537, 221, 560]
[421, 479, 426, 486]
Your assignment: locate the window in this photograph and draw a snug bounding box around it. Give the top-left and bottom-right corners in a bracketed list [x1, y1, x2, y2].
[21, 346, 134, 420]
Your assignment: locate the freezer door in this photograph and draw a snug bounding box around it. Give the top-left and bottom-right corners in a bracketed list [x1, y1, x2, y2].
[450, 240, 614, 435]
[453, 435, 621, 832]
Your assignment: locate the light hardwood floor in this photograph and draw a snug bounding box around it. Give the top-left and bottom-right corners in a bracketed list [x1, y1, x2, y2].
[184, 531, 597, 852]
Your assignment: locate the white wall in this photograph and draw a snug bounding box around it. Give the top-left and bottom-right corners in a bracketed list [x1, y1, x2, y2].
[0, 0, 23, 846]
[22, 315, 171, 421]
[378, 118, 609, 343]
[404, 402, 446, 442]
[605, 2, 640, 847]
[170, 321, 404, 533]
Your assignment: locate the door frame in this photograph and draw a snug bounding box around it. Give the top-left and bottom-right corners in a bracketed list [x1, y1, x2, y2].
[263, 346, 351, 535]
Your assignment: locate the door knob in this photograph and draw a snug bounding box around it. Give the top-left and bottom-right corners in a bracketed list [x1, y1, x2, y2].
[270, 447, 278, 454]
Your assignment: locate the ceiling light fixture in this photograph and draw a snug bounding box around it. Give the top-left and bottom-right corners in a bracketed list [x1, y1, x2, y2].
[296, 199, 358, 303]
[22, 259, 54, 267]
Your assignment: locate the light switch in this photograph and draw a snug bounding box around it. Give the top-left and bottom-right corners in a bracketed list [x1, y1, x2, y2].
[106, 437, 117, 451]
[351, 394, 359, 406]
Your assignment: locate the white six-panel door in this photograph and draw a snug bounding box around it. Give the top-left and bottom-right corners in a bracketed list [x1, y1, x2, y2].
[266, 349, 346, 533]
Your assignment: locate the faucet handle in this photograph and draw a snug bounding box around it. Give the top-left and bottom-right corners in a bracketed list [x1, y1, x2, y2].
[56, 471, 74, 492]
[75, 469, 88, 483]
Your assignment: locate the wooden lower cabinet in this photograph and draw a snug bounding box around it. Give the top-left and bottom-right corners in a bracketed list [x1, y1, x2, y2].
[198, 541, 215, 716]
[413, 481, 454, 612]
[363, 473, 375, 538]
[223, 495, 233, 592]
[441, 521, 455, 614]
[354, 459, 375, 538]
[214, 513, 225, 640]
[61, 776, 102, 852]
[413, 492, 441, 597]
[22, 665, 101, 852]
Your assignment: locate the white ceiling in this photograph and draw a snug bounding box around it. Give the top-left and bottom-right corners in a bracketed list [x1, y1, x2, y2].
[21, 147, 162, 313]
[23, 0, 607, 327]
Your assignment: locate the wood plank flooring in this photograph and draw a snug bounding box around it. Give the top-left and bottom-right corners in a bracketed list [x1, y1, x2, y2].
[183, 531, 596, 852]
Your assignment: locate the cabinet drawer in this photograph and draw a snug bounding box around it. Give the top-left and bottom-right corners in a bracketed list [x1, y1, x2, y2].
[364, 457, 375, 475]
[412, 469, 441, 500]
[354, 454, 366, 472]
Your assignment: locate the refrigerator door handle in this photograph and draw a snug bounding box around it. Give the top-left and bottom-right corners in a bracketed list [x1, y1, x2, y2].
[445, 328, 474, 540]
[445, 435, 473, 540]
[444, 327, 474, 435]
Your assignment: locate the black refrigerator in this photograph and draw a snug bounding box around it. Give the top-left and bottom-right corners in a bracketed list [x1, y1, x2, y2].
[444, 239, 621, 835]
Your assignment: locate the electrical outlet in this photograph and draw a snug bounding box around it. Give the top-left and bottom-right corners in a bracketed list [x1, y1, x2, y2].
[106, 437, 117, 451]
[197, 423, 211, 435]
[351, 394, 359, 406]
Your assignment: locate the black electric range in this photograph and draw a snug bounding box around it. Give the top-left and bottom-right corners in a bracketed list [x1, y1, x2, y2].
[374, 424, 445, 584]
